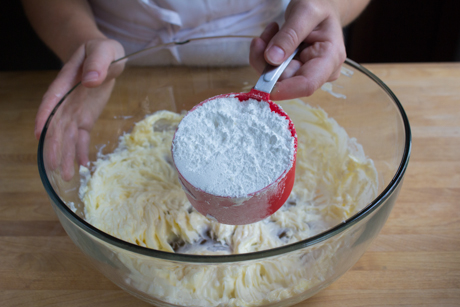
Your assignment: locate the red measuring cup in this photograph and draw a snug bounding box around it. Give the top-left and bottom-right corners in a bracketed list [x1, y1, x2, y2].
[172, 48, 300, 225]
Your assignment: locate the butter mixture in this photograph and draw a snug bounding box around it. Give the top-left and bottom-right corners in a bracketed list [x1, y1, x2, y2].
[79, 99, 378, 306]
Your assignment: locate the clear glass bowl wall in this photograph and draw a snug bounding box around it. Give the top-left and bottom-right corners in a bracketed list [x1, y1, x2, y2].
[38, 36, 410, 307]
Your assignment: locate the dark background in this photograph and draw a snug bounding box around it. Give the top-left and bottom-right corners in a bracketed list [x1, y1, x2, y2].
[2, 0, 460, 71]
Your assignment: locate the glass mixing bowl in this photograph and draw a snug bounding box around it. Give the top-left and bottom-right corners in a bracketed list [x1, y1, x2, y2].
[38, 36, 411, 307]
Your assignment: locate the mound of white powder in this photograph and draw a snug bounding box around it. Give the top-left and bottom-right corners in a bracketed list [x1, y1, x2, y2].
[172, 96, 296, 198]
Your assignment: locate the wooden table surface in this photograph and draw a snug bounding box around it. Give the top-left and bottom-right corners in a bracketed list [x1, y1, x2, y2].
[0, 63, 459, 306]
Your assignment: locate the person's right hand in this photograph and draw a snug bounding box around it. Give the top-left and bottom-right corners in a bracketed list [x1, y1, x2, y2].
[37, 38, 125, 180]
[249, 0, 347, 101]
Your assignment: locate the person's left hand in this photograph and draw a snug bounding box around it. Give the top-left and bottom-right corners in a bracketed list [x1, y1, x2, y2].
[249, 0, 346, 100]
[38, 39, 125, 180]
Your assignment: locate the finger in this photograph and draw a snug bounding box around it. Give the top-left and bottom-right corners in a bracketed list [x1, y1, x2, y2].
[260, 22, 279, 43]
[42, 110, 66, 174]
[78, 79, 115, 132]
[271, 42, 339, 100]
[43, 122, 63, 171]
[328, 66, 342, 82]
[300, 17, 346, 65]
[249, 38, 267, 74]
[82, 39, 124, 88]
[298, 21, 346, 82]
[35, 46, 86, 140]
[61, 122, 78, 181]
[265, 2, 325, 65]
[250, 22, 279, 73]
[76, 129, 90, 167]
[278, 59, 302, 81]
[271, 61, 334, 100]
[272, 15, 346, 100]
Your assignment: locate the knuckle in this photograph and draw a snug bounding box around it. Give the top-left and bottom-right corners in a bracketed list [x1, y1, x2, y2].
[279, 27, 300, 50]
[303, 1, 322, 16]
[337, 45, 347, 63]
[66, 123, 79, 142]
[291, 0, 324, 19]
[329, 71, 340, 82]
[299, 77, 317, 97]
[83, 61, 104, 78]
[322, 41, 335, 53]
[41, 93, 61, 111]
[303, 86, 316, 97]
[59, 61, 76, 75]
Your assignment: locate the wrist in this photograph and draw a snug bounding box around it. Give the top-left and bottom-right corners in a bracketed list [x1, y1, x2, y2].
[332, 0, 371, 26]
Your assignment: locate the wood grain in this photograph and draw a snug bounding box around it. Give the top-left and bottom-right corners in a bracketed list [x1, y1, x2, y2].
[0, 64, 459, 306]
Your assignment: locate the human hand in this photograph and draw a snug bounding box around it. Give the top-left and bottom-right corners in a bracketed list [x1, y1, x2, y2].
[37, 38, 125, 180]
[249, 0, 347, 100]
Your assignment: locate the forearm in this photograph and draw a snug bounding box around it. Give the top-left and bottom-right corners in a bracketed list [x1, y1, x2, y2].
[21, 0, 106, 62]
[334, 0, 371, 26]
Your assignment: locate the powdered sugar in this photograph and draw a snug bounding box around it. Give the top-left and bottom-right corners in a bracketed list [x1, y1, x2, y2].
[172, 96, 296, 198]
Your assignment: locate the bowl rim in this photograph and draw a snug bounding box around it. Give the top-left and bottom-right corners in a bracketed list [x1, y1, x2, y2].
[37, 36, 411, 264]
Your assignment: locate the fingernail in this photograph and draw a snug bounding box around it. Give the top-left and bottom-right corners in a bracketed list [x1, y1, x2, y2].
[267, 46, 285, 64]
[83, 71, 99, 83]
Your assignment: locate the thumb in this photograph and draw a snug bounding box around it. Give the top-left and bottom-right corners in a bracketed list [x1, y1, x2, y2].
[264, 1, 324, 65]
[81, 39, 123, 88]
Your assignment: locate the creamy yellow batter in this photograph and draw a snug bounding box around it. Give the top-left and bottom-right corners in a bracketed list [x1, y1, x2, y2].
[79, 99, 378, 306]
